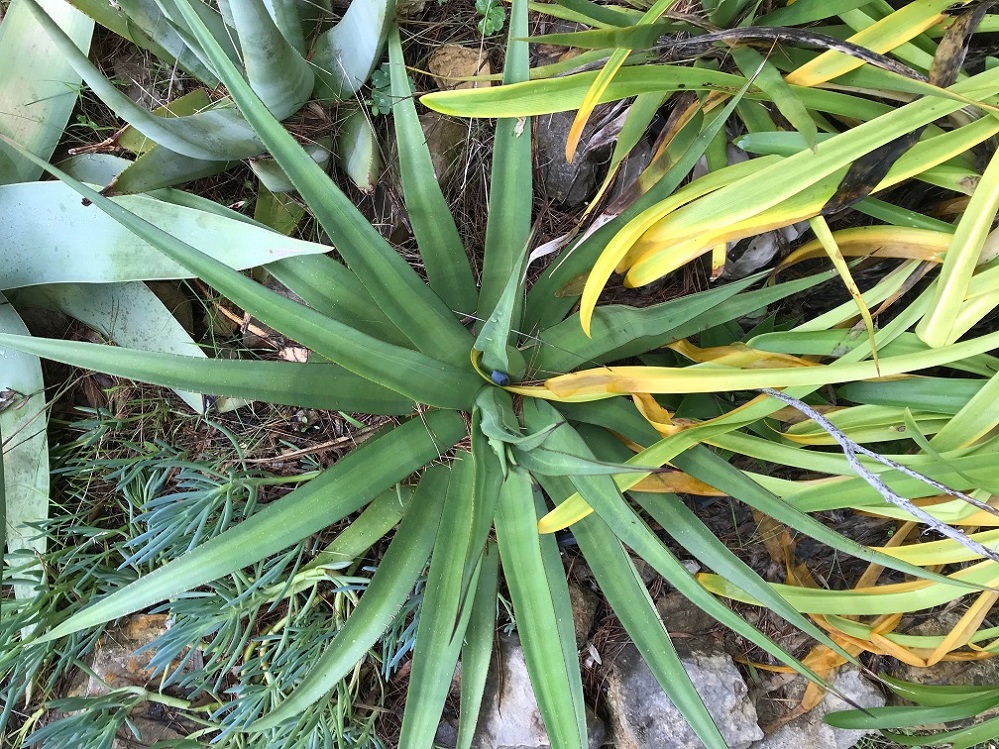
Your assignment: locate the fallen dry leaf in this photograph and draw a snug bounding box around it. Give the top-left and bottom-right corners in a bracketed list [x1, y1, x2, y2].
[427, 44, 491, 91]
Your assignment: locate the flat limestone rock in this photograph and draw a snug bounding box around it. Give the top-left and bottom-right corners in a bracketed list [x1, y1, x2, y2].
[473, 634, 605, 749]
[605, 644, 764, 749]
[752, 668, 885, 749]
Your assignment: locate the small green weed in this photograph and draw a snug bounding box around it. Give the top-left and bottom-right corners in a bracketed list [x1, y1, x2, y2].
[474, 0, 505, 35]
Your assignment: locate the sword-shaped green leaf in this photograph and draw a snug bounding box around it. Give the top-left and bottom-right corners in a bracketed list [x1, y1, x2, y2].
[36, 410, 464, 643]
[388, 24, 476, 314]
[456, 542, 498, 749]
[249, 463, 450, 729]
[169, 0, 474, 364]
[478, 0, 532, 325]
[398, 455, 478, 747]
[495, 467, 588, 749]
[535, 469, 727, 749]
[0, 333, 416, 415]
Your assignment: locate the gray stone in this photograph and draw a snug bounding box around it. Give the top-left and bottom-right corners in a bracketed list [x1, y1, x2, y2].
[655, 591, 721, 654]
[421, 113, 468, 190]
[473, 634, 605, 749]
[605, 643, 764, 749]
[892, 612, 999, 693]
[535, 109, 615, 207]
[751, 668, 885, 749]
[397, 0, 426, 15]
[111, 715, 184, 748]
[435, 719, 459, 749]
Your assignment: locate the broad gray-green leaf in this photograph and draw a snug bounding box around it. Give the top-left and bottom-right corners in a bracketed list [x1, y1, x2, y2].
[37, 410, 465, 643]
[64, 0, 218, 84]
[253, 184, 305, 235]
[0, 0, 93, 184]
[335, 108, 379, 193]
[123, 0, 239, 77]
[115, 89, 217, 156]
[0, 296, 48, 581]
[102, 145, 233, 197]
[24, 0, 264, 161]
[302, 487, 412, 575]
[229, 0, 313, 119]
[311, 0, 393, 101]
[475, 259, 527, 377]
[262, 0, 305, 55]
[0, 181, 327, 289]
[250, 464, 450, 729]
[264, 254, 413, 347]
[10, 282, 233, 413]
[251, 137, 333, 193]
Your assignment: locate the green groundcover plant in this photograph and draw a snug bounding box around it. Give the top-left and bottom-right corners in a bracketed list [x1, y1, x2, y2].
[7, 1, 999, 747]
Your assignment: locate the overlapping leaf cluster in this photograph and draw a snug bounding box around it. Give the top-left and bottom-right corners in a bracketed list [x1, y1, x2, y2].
[6, 0, 999, 746]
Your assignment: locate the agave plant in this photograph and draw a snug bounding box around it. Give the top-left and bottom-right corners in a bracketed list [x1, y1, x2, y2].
[7, 0, 999, 747]
[31, 0, 393, 196]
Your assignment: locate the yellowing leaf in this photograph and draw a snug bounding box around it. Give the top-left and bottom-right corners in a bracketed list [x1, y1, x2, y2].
[786, 0, 964, 88]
